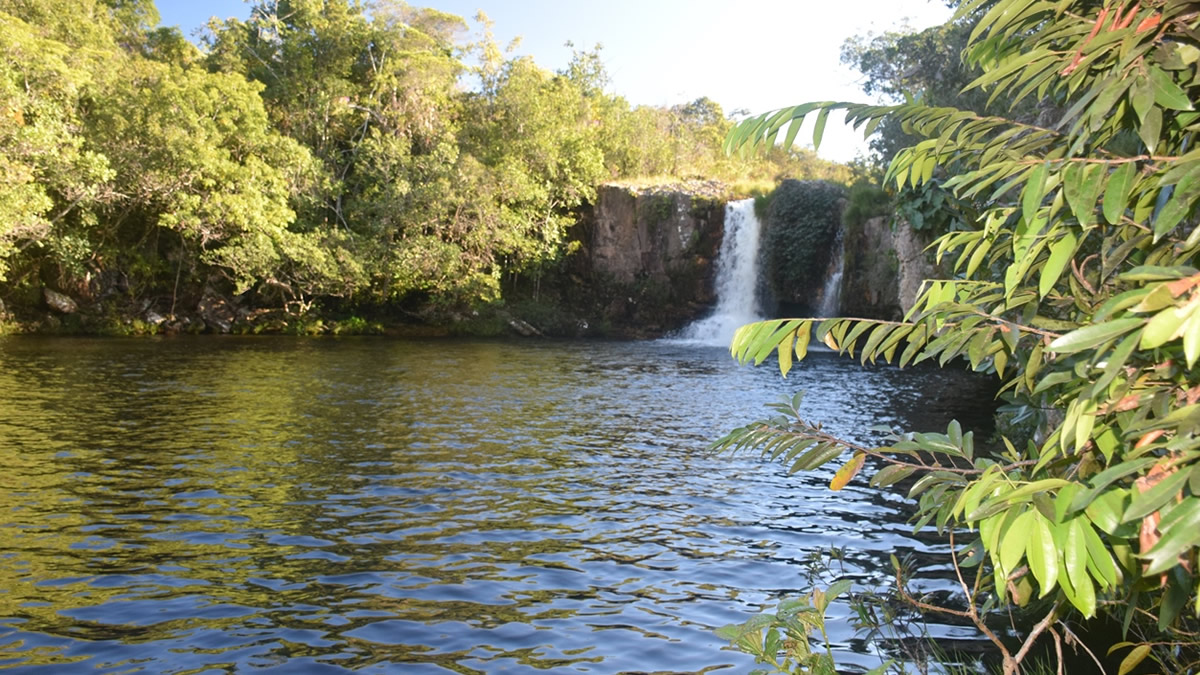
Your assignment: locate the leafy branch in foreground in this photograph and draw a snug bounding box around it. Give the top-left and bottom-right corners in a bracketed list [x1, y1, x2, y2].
[715, 579, 873, 675]
[718, 1, 1200, 673]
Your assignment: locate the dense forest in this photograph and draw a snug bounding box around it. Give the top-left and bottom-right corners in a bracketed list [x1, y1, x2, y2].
[0, 0, 852, 335]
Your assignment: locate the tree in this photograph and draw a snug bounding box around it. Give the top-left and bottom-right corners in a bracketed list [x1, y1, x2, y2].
[721, 1, 1200, 672]
[0, 9, 110, 283]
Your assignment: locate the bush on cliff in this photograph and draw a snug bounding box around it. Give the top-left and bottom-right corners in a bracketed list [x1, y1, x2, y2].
[763, 179, 846, 311]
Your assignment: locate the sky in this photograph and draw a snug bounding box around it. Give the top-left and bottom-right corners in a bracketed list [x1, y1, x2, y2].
[155, 0, 953, 163]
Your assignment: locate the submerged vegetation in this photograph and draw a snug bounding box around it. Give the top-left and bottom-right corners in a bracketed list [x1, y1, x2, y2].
[720, 0, 1200, 672]
[0, 0, 850, 335]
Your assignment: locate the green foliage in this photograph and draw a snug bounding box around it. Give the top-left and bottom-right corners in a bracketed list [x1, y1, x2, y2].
[723, 1, 1200, 672]
[0, 8, 112, 282]
[0, 0, 856, 332]
[842, 180, 891, 230]
[841, 17, 986, 165]
[763, 180, 846, 308]
[717, 578, 858, 675]
[892, 180, 978, 233]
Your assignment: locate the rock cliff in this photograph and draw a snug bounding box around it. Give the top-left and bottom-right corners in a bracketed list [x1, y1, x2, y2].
[583, 181, 729, 335]
[840, 215, 936, 320]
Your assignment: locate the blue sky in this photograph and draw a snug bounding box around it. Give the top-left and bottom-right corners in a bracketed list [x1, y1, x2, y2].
[156, 1, 953, 162]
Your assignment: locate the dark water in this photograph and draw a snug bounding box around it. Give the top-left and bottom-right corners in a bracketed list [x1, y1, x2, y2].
[0, 337, 996, 673]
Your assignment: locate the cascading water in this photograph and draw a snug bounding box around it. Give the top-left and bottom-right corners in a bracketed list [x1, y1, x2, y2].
[674, 198, 766, 346]
[818, 230, 844, 317]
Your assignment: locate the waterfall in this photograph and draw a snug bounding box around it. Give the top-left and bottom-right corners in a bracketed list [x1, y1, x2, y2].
[673, 198, 765, 346]
[818, 230, 844, 317]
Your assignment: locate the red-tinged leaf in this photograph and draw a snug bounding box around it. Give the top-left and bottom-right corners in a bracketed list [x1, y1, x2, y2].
[1136, 13, 1161, 33]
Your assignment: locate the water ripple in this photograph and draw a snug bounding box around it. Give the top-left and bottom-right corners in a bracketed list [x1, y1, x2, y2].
[0, 337, 996, 673]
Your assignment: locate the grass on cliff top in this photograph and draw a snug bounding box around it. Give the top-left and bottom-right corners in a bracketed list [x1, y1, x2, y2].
[605, 174, 776, 201]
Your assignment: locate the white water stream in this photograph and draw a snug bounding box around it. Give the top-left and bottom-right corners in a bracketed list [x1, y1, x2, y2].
[673, 199, 766, 346]
[818, 229, 844, 317]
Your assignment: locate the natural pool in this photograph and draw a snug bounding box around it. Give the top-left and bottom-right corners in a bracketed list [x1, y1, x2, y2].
[0, 337, 996, 673]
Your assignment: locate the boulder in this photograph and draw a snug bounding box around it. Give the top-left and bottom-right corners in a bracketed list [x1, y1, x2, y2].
[197, 294, 236, 334]
[43, 288, 77, 314]
[507, 318, 542, 337]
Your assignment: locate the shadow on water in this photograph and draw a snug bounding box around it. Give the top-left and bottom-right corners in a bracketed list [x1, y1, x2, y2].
[0, 336, 999, 673]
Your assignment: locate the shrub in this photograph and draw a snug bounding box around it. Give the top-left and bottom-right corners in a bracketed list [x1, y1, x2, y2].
[763, 179, 846, 307]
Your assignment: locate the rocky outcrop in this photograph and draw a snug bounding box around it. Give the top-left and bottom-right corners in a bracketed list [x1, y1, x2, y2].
[840, 216, 936, 320]
[591, 181, 727, 286]
[583, 181, 729, 335]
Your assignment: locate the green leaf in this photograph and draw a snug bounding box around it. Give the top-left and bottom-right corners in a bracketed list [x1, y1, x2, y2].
[782, 115, 804, 152]
[1075, 164, 1106, 228]
[1082, 518, 1119, 589]
[1003, 478, 1071, 504]
[1089, 331, 1139, 398]
[1079, 487, 1135, 533]
[1102, 162, 1137, 225]
[1140, 306, 1185, 350]
[1027, 512, 1058, 596]
[1186, 312, 1200, 369]
[1047, 318, 1143, 353]
[1039, 231, 1077, 298]
[1022, 161, 1049, 225]
[1118, 265, 1196, 282]
[1124, 468, 1189, 523]
[870, 464, 916, 488]
[821, 578, 853, 612]
[812, 107, 831, 151]
[1148, 65, 1193, 111]
[1130, 76, 1154, 122]
[1000, 509, 1032, 573]
[1064, 519, 1090, 604]
[1153, 190, 1191, 240]
[1160, 571, 1189, 629]
[1138, 106, 1162, 154]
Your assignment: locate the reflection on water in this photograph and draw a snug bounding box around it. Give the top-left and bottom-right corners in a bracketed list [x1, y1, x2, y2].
[0, 337, 996, 673]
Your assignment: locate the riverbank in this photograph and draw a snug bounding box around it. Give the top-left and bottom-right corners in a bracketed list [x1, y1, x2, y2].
[0, 286, 700, 340]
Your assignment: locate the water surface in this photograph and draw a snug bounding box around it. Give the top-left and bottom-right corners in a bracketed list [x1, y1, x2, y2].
[0, 337, 995, 673]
